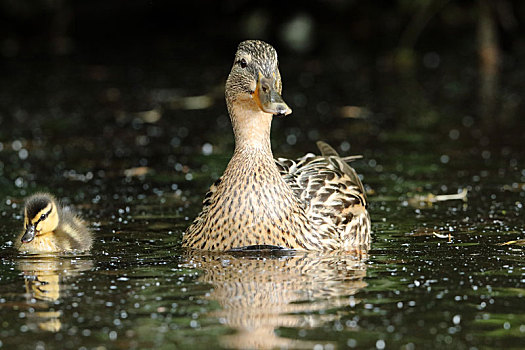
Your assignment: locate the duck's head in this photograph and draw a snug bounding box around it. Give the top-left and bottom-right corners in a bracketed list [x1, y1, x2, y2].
[21, 193, 59, 243]
[226, 40, 292, 117]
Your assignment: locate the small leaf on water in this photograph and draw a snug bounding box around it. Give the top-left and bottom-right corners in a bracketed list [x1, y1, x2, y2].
[432, 232, 451, 239]
[499, 239, 525, 246]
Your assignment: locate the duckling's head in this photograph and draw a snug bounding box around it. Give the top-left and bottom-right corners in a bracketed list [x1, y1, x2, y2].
[21, 193, 59, 243]
[226, 40, 292, 117]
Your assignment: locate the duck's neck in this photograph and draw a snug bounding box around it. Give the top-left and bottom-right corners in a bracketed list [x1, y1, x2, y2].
[229, 103, 273, 156]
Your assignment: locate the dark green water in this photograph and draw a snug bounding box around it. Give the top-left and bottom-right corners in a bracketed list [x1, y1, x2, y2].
[0, 53, 524, 350]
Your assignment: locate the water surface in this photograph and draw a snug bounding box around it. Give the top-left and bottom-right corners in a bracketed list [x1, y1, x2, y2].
[0, 53, 524, 349]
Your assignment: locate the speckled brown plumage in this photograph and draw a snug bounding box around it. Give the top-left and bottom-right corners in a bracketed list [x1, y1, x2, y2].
[183, 40, 370, 251]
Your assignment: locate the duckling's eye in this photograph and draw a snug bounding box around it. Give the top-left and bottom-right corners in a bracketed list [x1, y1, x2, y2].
[40, 213, 47, 221]
[239, 58, 248, 69]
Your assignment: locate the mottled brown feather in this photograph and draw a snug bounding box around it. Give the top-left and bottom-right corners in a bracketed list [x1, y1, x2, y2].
[183, 40, 370, 251]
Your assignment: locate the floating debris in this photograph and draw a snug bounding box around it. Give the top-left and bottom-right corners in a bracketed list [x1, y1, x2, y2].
[409, 227, 453, 242]
[432, 232, 452, 242]
[499, 239, 525, 246]
[431, 232, 450, 239]
[408, 188, 468, 208]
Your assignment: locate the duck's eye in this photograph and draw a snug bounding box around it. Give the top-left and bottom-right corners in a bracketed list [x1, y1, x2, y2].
[240, 58, 248, 69]
[40, 213, 47, 221]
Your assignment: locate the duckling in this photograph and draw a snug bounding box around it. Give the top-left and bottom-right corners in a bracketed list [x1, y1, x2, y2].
[183, 40, 371, 251]
[16, 193, 93, 254]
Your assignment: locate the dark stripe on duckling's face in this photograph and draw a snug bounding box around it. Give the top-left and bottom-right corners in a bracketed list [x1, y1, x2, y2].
[25, 195, 52, 221]
[22, 204, 53, 243]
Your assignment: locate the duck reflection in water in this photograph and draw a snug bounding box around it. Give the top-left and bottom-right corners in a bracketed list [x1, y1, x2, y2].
[16, 257, 93, 332]
[184, 249, 367, 349]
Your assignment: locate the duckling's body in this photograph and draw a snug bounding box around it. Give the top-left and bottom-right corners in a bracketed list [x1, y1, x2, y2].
[16, 193, 93, 254]
[183, 40, 370, 251]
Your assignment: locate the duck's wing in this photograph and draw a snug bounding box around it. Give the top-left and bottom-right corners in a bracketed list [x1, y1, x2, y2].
[315, 141, 367, 203]
[55, 207, 93, 252]
[276, 141, 370, 246]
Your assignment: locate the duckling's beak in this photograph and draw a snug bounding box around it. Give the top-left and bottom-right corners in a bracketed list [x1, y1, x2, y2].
[21, 225, 36, 243]
[253, 72, 292, 117]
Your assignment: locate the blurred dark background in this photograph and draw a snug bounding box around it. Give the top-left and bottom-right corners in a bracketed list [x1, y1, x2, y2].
[1, 0, 525, 124]
[0, 0, 524, 203]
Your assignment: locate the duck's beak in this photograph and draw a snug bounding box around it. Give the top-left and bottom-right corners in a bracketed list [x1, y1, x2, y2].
[21, 224, 36, 243]
[253, 72, 292, 117]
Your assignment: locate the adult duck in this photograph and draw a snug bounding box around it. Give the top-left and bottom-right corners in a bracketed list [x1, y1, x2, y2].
[183, 40, 370, 251]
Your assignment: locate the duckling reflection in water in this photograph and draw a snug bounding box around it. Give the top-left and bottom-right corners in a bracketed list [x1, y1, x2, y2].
[17, 257, 94, 332]
[16, 193, 93, 254]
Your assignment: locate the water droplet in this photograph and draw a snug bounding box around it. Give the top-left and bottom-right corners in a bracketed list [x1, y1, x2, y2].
[12, 140, 22, 151]
[202, 143, 213, 156]
[340, 141, 350, 152]
[14, 177, 24, 188]
[18, 149, 28, 160]
[449, 129, 460, 140]
[453, 315, 461, 325]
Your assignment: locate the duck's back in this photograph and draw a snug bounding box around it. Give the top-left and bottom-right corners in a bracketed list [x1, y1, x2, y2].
[276, 141, 370, 249]
[54, 208, 93, 252]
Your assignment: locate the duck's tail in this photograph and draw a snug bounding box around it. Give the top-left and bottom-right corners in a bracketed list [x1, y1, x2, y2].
[316, 141, 363, 163]
[316, 141, 339, 156]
